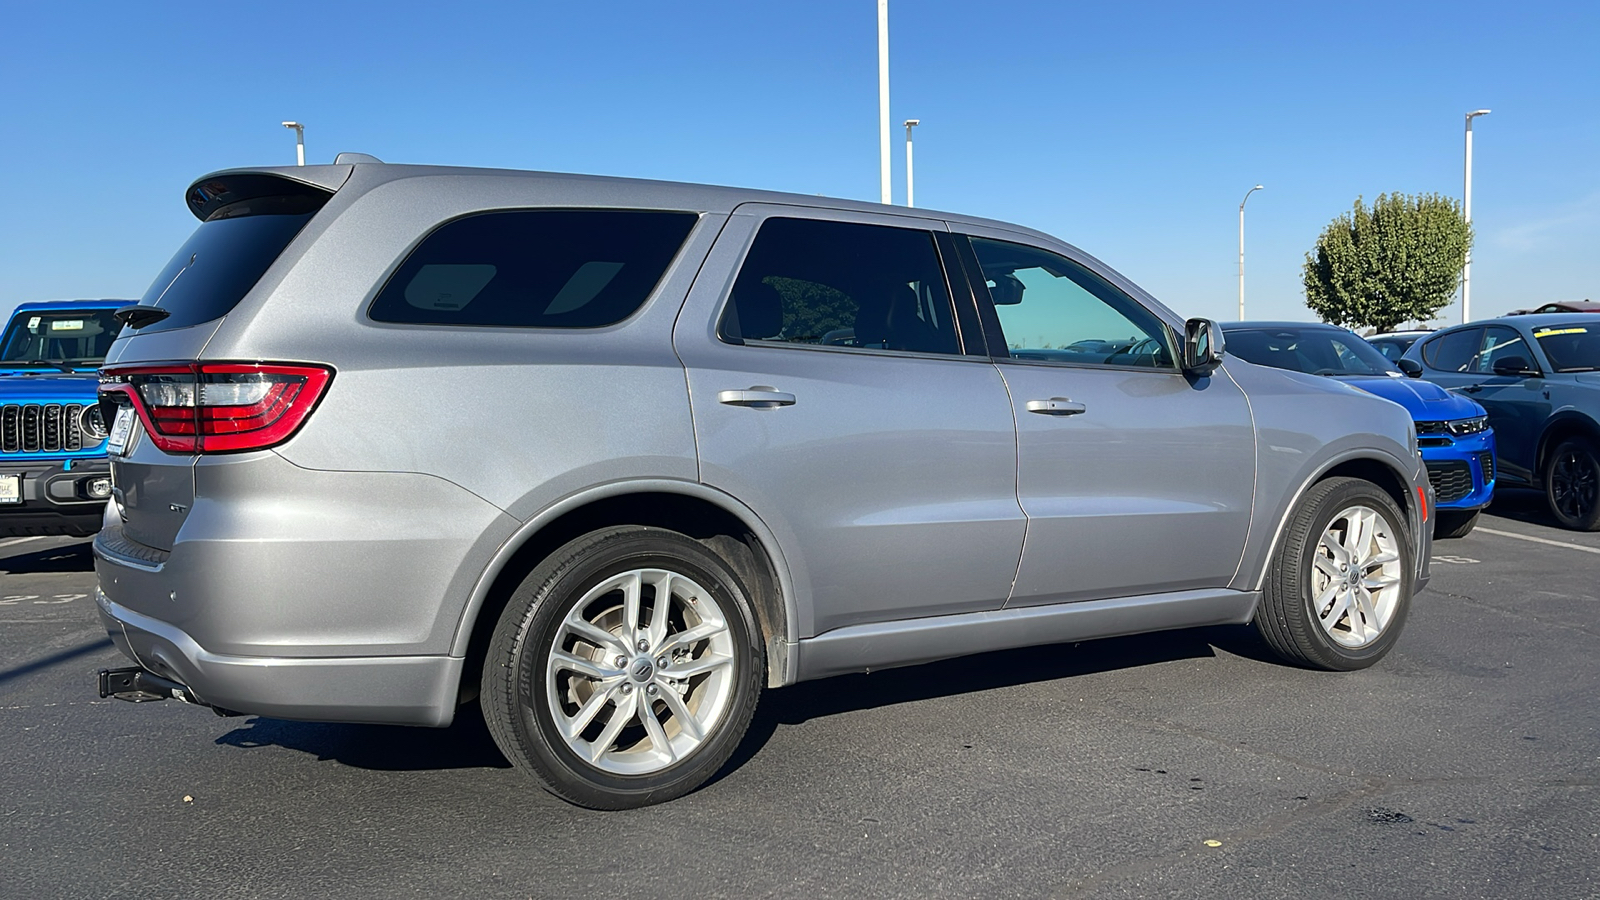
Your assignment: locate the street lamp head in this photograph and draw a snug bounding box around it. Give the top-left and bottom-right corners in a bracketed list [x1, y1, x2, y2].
[904, 119, 920, 128]
[1254, 184, 1264, 190]
[1466, 109, 1491, 119]
[281, 121, 302, 129]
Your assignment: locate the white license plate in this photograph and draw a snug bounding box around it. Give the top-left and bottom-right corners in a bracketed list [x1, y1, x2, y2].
[0, 474, 19, 504]
[107, 406, 136, 456]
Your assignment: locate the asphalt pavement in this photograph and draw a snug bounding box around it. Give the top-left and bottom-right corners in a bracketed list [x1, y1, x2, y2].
[1, 489, 1596, 899]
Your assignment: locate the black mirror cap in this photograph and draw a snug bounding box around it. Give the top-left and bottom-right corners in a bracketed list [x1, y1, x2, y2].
[1492, 355, 1540, 377]
[1183, 318, 1224, 376]
[1397, 358, 1424, 378]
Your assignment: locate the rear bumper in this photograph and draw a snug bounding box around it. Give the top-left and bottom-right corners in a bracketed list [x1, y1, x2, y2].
[95, 586, 463, 726]
[0, 458, 110, 536]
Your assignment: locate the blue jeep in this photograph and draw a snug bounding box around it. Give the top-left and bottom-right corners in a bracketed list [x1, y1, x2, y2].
[0, 299, 126, 536]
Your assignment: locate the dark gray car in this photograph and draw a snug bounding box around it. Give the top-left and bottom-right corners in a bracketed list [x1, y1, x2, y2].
[1402, 313, 1600, 529]
[94, 161, 1433, 808]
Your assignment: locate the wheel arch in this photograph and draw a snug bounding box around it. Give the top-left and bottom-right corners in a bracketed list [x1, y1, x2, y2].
[1534, 412, 1600, 485]
[451, 480, 798, 696]
[1245, 451, 1420, 592]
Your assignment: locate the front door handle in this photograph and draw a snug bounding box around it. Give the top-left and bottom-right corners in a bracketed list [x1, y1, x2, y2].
[1460, 384, 1484, 394]
[717, 387, 796, 409]
[1025, 397, 1087, 417]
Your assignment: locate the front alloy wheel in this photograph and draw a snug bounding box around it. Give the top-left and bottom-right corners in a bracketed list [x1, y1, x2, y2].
[1255, 477, 1414, 670]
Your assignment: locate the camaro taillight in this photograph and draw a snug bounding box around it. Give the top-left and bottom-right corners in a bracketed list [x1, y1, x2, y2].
[100, 362, 333, 454]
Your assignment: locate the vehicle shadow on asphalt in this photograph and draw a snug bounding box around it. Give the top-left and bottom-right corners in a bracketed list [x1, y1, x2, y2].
[1482, 486, 1562, 529]
[712, 623, 1275, 787]
[213, 703, 513, 771]
[0, 540, 94, 574]
[209, 625, 1274, 776]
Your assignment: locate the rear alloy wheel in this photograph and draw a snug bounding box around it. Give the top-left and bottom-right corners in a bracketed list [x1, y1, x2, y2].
[1433, 508, 1481, 539]
[1255, 477, 1413, 670]
[1545, 438, 1600, 531]
[482, 526, 764, 809]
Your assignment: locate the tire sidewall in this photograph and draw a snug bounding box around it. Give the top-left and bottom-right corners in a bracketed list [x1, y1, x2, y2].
[498, 529, 763, 807]
[1290, 481, 1414, 669]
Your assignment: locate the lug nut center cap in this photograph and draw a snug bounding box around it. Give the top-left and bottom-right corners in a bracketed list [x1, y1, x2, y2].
[630, 658, 655, 683]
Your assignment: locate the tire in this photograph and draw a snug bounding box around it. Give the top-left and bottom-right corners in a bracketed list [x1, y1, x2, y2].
[1433, 508, 1481, 540]
[1544, 438, 1600, 531]
[1254, 477, 1413, 671]
[481, 526, 765, 809]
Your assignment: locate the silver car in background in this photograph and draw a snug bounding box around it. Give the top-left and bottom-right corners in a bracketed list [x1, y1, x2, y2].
[95, 161, 1433, 808]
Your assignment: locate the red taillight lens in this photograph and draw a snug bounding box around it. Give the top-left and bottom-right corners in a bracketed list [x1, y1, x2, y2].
[100, 362, 332, 454]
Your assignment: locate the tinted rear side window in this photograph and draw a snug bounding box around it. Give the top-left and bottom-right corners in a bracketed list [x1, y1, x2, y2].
[369, 210, 699, 328]
[1421, 327, 1481, 372]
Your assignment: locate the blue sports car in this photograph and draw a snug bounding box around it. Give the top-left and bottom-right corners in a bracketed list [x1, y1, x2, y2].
[1223, 322, 1495, 538]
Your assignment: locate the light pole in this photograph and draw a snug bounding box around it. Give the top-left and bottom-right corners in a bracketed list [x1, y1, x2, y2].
[1462, 109, 1490, 322]
[903, 119, 919, 207]
[877, 0, 891, 204]
[281, 121, 305, 166]
[1238, 184, 1264, 321]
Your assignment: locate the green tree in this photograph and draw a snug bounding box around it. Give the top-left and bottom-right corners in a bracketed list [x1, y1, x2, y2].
[1302, 192, 1472, 333]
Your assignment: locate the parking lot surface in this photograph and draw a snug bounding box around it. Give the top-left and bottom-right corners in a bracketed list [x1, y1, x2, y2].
[2, 488, 1597, 899]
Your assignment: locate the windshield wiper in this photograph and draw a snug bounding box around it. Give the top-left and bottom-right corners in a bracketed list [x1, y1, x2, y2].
[11, 359, 78, 373]
[1556, 366, 1600, 373]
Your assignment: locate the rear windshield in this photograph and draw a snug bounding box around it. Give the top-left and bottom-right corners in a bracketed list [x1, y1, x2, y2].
[133, 211, 317, 333]
[0, 307, 122, 366]
[368, 210, 699, 328]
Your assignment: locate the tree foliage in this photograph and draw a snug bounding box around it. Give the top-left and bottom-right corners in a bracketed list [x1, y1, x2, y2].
[1302, 192, 1472, 333]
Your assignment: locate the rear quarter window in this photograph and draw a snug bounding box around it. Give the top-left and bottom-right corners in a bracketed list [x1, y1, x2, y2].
[369, 210, 699, 328]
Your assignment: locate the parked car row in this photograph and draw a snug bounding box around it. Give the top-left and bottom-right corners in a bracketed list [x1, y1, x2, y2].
[1223, 322, 1496, 538]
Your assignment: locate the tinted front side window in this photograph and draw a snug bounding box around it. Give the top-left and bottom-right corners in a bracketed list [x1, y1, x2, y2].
[1421, 328, 1482, 372]
[370, 210, 698, 327]
[0, 308, 121, 365]
[1473, 325, 1535, 373]
[968, 237, 1173, 368]
[721, 217, 960, 355]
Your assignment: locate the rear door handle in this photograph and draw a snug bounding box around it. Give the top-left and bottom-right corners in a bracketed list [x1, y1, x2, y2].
[1025, 397, 1087, 417]
[717, 387, 796, 409]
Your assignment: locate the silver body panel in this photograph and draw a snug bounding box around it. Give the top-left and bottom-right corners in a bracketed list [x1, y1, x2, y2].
[96, 163, 1433, 726]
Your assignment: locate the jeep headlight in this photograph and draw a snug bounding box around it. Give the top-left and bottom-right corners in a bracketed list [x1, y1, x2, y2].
[79, 403, 109, 440]
[1447, 416, 1489, 436]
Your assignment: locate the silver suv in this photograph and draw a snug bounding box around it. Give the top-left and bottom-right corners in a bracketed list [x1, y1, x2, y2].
[95, 161, 1433, 808]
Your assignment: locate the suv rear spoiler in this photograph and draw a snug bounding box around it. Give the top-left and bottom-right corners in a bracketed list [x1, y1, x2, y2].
[185, 165, 353, 221]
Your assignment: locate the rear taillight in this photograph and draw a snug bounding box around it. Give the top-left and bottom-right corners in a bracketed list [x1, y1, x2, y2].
[100, 362, 332, 454]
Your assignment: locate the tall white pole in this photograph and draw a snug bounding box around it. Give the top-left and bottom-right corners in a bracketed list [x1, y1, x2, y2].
[877, 0, 891, 205]
[282, 121, 305, 166]
[1238, 184, 1263, 321]
[1462, 109, 1490, 322]
[904, 119, 919, 207]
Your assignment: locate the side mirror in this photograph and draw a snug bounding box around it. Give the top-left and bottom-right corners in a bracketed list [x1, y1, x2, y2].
[1183, 318, 1224, 376]
[1492, 356, 1540, 378]
[1397, 358, 1423, 378]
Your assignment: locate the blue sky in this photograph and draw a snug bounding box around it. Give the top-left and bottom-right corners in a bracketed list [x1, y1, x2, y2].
[2, 0, 1595, 328]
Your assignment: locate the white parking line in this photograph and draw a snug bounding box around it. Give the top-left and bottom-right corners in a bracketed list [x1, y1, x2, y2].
[1477, 526, 1600, 556]
[0, 536, 45, 549]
